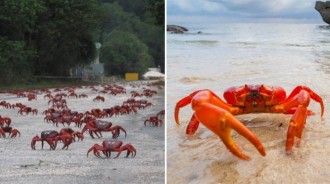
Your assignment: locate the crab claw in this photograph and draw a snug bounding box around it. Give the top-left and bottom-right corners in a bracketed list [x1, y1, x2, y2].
[177, 90, 266, 160]
[197, 103, 266, 160]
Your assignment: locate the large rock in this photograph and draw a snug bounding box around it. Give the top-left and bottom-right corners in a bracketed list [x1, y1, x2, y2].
[167, 25, 188, 34]
[315, 1, 330, 24]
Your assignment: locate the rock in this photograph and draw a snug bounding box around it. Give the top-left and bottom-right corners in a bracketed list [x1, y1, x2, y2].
[167, 25, 188, 34]
[315, 1, 330, 24]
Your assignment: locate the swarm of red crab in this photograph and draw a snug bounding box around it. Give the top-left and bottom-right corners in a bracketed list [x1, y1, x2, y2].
[0, 81, 163, 164]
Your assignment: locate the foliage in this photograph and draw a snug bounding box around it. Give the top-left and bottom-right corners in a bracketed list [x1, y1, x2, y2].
[145, 0, 165, 27]
[34, 0, 100, 76]
[0, 37, 35, 84]
[0, 0, 44, 84]
[98, 1, 164, 74]
[0, 0, 164, 84]
[101, 30, 153, 77]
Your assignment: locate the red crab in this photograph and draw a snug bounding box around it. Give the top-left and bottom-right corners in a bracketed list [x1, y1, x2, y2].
[68, 92, 78, 98]
[59, 128, 84, 142]
[79, 94, 88, 98]
[144, 116, 163, 127]
[87, 140, 136, 158]
[0, 116, 12, 126]
[0, 126, 21, 138]
[18, 107, 38, 115]
[93, 96, 105, 102]
[175, 85, 324, 160]
[31, 130, 73, 150]
[31, 130, 59, 150]
[82, 120, 127, 139]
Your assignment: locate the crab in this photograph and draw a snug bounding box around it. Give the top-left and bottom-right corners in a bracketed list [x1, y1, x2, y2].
[68, 92, 78, 98]
[18, 107, 38, 115]
[144, 116, 163, 127]
[87, 140, 136, 158]
[31, 130, 59, 150]
[93, 95, 105, 102]
[0, 126, 21, 138]
[31, 130, 73, 150]
[175, 85, 324, 160]
[82, 120, 127, 139]
[0, 116, 12, 126]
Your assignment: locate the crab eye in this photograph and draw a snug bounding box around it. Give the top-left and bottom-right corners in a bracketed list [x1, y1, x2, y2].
[244, 85, 250, 91]
[235, 86, 249, 97]
[259, 85, 273, 95]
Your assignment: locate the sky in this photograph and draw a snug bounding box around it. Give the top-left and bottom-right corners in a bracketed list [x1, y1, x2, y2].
[167, 0, 323, 23]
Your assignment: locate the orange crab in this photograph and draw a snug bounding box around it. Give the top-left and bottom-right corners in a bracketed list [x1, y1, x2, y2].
[175, 85, 324, 160]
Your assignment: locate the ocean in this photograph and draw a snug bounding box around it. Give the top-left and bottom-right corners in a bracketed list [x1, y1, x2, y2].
[167, 23, 330, 183]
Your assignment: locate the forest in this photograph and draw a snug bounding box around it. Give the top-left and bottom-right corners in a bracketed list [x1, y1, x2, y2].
[0, 0, 164, 84]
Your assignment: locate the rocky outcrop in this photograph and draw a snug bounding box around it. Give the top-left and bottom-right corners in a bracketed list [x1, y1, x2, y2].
[167, 25, 188, 34]
[315, 1, 330, 24]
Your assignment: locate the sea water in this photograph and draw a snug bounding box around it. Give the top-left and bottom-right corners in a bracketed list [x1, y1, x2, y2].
[167, 23, 330, 126]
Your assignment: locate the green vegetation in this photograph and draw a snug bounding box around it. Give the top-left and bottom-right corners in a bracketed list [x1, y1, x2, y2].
[0, 0, 164, 85]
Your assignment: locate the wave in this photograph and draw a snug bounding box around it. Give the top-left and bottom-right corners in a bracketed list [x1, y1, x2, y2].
[184, 40, 218, 45]
[179, 77, 215, 84]
[284, 43, 315, 48]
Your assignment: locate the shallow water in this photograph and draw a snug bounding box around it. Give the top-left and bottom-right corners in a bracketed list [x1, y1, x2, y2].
[167, 23, 330, 183]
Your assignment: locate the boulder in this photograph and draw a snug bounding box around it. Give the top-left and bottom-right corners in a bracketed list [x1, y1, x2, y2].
[315, 1, 330, 24]
[167, 25, 188, 34]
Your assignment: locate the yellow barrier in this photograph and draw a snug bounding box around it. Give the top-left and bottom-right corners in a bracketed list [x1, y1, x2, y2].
[125, 73, 139, 81]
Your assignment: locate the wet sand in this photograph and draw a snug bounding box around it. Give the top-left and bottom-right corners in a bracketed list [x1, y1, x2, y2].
[0, 81, 164, 184]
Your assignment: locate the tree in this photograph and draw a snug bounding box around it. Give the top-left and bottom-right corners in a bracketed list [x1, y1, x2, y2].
[145, 0, 165, 27]
[98, 2, 164, 73]
[34, 0, 100, 76]
[100, 30, 153, 77]
[0, 0, 44, 83]
[0, 0, 164, 84]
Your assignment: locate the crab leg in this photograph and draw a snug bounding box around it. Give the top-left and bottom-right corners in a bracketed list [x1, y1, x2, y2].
[175, 90, 203, 125]
[283, 108, 314, 116]
[283, 86, 324, 117]
[188, 90, 265, 160]
[186, 114, 200, 135]
[278, 90, 312, 155]
[0, 129, 5, 138]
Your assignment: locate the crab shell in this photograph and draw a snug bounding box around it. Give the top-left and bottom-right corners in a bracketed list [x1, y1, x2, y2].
[223, 85, 287, 107]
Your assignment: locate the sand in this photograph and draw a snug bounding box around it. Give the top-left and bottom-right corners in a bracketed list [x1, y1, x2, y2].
[0, 81, 164, 184]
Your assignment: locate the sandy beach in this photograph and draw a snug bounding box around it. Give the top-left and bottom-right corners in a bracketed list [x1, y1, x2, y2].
[0, 81, 164, 184]
[166, 23, 330, 183]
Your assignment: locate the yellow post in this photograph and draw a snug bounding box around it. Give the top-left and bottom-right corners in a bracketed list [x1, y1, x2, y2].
[125, 73, 139, 81]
